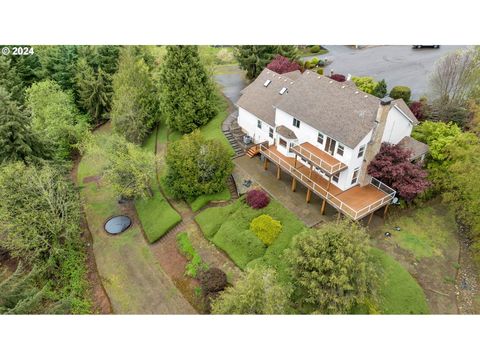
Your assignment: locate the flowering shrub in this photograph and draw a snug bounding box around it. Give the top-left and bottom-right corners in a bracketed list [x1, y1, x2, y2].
[329, 74, 346, 82]
[250, 214, 282, 246]
[245, 189, 270, 209]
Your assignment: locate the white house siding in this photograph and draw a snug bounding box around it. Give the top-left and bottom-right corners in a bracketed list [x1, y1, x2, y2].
[237, 107, 273, 145]
[381, 106, 414, 144]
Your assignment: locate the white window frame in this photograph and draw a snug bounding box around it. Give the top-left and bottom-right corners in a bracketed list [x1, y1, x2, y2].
[337, 144, 345, 156]
[351, 167, 360, 185]
[317, 132, 324, 145]
[358, 144, 365, 158]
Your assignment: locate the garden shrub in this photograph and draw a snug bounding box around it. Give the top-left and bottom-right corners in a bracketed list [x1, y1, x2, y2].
[390, 86, 411, 103]
[250, 214, 282, 246]
[245, 189, 270, 209]
[198, 267, 227, 294]
[330, 74, 346, 82]
[310, 45, 321, 53]
[317, 68, 324, 75]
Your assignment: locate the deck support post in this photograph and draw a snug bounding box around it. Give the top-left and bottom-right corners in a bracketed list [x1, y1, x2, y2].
[263, 157, 268, 170]
[276, 165, 281, 180]
[383, 204, 390, 219]
[306, 188, 312, 203]
[291, 177, 297, 192]
[367, 212, 374, 226]
[321, 198, 327, 215]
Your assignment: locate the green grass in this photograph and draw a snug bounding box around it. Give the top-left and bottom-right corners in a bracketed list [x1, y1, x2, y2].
[369, 247, 429, 314]
[195, 198, 305, 280]
[135, 186, 181, 243]
[176, 232, 208, 278]
[189, 187, 231, 212]
[383, 205, 458, 259]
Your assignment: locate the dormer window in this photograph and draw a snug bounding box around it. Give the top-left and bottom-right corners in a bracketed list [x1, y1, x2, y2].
[293, 118, 300, 128]
[279, 87, 287, 95]
[264, 79, 271, 87]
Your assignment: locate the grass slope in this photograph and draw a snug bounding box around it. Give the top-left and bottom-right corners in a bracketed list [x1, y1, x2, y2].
[370, 247, 429, 314]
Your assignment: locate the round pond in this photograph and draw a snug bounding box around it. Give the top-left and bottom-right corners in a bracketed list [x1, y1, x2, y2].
[104, 215, 132, 235]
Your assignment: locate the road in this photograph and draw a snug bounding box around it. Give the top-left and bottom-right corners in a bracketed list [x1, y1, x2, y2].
[302, 45, 469, 99]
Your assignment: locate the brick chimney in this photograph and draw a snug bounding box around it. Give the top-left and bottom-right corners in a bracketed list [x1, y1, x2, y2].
[358, 96, 393, 186]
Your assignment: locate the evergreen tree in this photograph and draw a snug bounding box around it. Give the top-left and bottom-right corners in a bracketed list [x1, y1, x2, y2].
[75, 58, 112, 124]
[160, 45, 217, 133]
[373, 79, 388, 98]
[0, 56, 25, 102]
[234, 45, 278, 79]
[111, 48, 160, 143]
[36, 45, 79, 91]
[0, 86, 45, 163]
[288, 220, 378, 314]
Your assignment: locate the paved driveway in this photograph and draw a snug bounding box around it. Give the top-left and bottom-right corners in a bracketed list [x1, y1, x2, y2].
[302, 45, 470, 99]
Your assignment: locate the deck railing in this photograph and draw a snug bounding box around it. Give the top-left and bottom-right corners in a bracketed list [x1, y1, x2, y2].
[291, 144, 347, 175]
[260, 144, 395, 220]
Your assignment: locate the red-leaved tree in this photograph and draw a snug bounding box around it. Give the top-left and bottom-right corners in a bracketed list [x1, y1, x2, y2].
[367, 143, 430, 201]
[266, 55, 301, 74]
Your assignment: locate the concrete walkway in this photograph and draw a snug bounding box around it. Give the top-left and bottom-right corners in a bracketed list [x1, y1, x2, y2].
[234, 155, 338, 227]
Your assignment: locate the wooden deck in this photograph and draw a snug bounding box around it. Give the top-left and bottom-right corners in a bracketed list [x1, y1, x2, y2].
[260, 145, 395, 220]
[291, 142, 348, 175]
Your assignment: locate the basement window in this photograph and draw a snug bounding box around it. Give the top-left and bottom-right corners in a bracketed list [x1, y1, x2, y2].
[279, 87, 287, 95]
[264, 79, 272, 87]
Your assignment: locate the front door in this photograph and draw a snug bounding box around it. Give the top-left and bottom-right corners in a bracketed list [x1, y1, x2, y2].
[325, 137, 336, 155]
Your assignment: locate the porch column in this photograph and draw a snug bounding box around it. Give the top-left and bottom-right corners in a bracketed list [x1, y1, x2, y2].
[367, 212, 374, 226]
[291, 177, 297, 192]
[321, 197, 327, 215]
[263, 157, 268, 170]
[383, 204, 390, 219]
[306, 188, 312, 203]
[276, 165, 281, 180]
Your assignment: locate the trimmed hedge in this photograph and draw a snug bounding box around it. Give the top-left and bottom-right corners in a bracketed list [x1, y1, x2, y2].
[250, 214, 282, 246]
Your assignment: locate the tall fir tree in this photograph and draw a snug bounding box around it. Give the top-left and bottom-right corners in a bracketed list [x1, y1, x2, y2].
[75, 58, 112, 124]
[159, 45, 217, 133]
[111, 48, 160, 143]
[0, 86, 45, 163]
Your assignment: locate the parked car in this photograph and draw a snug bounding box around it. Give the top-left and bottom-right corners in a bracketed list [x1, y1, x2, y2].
[412, 45, 440, 49]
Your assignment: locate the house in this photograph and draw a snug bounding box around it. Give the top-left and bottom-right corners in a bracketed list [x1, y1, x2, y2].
[235, 68, 428, 221]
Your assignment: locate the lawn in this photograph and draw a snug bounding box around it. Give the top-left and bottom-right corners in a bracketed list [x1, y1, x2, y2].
[195, 198, 305, 281]
[135, 186, 181, 243]
[370, 247, 429, 314]
[77, 123, 192, 313]
[380, 205, 458, 259]
[196, 196, 430, 314]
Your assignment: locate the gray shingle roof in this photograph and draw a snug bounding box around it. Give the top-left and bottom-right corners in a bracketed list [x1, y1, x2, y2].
[236, 69, 298, 127]
[397, 136, 429, 160]
[276, 125, 297, 139]
[275, 71, 380, 148]
[236, 69, 419, 149]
